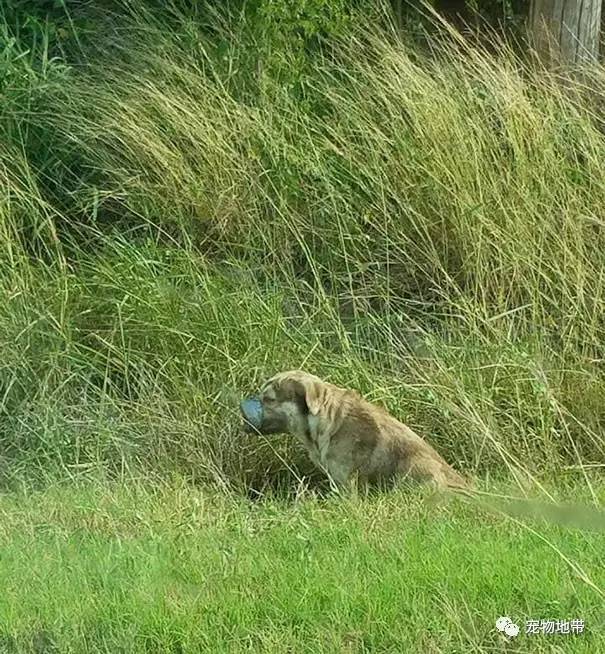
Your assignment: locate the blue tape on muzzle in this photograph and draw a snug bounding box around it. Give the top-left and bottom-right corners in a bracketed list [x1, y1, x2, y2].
[240, 397, 263, 430]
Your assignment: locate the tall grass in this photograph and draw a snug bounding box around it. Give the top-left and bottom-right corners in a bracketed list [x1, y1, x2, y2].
[1, 2, 605, 491]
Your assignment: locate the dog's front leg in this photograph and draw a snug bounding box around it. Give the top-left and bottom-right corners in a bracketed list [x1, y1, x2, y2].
[324, 461, 368, 496]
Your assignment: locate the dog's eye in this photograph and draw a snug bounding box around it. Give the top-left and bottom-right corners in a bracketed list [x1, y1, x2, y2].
[264, 396, 276, 404]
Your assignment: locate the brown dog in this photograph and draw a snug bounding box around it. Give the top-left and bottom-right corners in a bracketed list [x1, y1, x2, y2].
[240, 370, 468, 490]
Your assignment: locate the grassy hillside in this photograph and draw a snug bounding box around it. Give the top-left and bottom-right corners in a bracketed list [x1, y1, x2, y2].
[2, 2, 605, 651]
[2, 1, 605, 491]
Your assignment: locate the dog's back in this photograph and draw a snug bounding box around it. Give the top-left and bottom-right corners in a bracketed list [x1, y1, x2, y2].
[330, 391, 468, 489]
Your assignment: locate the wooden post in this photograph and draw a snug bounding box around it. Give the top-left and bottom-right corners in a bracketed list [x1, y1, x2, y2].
[529, 0, 602, 66]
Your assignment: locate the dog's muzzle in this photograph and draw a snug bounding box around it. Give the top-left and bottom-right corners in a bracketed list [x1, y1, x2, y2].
[240, 396, 263, 431]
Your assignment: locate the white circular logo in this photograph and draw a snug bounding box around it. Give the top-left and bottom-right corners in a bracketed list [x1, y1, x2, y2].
[504, 622, 520, 638]
[496, 616, 519, 638]
[496, 616, 512, 632]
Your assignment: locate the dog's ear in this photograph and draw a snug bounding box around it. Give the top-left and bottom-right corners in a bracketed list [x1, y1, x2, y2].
[295, 378, 323, 416]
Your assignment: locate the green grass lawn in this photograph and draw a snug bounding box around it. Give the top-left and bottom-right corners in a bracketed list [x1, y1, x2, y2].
[1, 481, 604, 653]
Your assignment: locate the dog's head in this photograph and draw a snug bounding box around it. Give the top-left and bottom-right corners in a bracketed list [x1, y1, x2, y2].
[240, 370, 336, 435]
